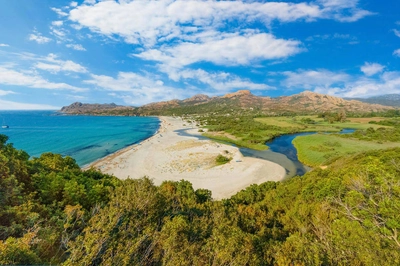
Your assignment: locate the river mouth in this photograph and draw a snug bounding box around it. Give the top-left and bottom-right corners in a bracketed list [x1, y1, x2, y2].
[176, 128, 355, 178]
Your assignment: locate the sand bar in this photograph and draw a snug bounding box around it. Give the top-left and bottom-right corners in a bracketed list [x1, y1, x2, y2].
[87, 116, 286, 199]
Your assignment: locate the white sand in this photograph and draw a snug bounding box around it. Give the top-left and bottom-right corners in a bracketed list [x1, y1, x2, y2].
[87, 116, 286, 199]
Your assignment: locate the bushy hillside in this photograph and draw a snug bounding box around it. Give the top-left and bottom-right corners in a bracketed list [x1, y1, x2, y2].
[1, 134, 399, 265]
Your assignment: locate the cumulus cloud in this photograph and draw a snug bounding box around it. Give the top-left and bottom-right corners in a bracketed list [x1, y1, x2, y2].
[28, 31, 51, 44]
[136, 33, 303, 68]
[0, 66, 86, 92]
[66, 43, 86, 51]
[51, 7, 68, 17]
[0, 89, 16, 96]
[281, 67, 400, 98]
[360, 62, 385, 76]
[34, 53, 87, 73]
[163, 68, 273, 93]
[68, 0, 371, 47]
[68, 1, 319, 46]
[84, 72, 191, 105]
[52, 20, 64, 26]
[281, 69, 350, 88]
[315, 72, 400, 98]
[394, 49, 400, 57]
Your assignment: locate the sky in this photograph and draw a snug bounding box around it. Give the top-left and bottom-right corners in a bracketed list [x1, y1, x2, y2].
[0, 0, 399, 110]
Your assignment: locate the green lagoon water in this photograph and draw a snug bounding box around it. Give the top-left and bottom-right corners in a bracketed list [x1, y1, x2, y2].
[0, 111, 160, 166]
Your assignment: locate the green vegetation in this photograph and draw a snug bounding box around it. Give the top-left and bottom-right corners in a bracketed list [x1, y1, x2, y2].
[215, 154, 232, 165]
[64, 149, 400, 265]
[293, 119, 400, 167]
[293, 134, 400, 166]
[193, 113, 390, 150]
[0, 135, 119, 264]
[1, 133, 400, 264]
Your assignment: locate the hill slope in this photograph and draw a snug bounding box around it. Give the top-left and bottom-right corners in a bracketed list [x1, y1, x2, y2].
[347, 94, 400, 107]
[60, 90, 394, 115]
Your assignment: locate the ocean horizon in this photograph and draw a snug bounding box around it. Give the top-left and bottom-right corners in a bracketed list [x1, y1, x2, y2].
[0, 110, 160, 166]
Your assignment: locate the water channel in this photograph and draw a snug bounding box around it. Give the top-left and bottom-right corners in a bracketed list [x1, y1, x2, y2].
[177, 128, 355, 178]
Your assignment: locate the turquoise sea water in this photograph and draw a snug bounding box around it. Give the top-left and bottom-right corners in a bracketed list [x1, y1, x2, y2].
[0, 111, 160, 166]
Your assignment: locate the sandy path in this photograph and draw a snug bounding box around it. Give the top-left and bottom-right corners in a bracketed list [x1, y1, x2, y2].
[87, 116, 286, 199]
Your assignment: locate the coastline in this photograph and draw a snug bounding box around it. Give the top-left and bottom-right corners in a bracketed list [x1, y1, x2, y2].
[81, 116, 162, 170]
[85, 116, 286, 199]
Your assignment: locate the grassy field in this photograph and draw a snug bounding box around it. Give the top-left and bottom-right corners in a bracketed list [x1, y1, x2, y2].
[293, 134, 400, 166]
[202, 132, 268, 150]
[199, 115, 393, 151]
[255, 116, 391, 133]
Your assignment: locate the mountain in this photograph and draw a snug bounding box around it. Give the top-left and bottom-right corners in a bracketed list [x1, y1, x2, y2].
[346, 94, 400, 107]
[60, 102, 135, 115]
[137, 90, 394, 115]
[60, 90, 395, 115]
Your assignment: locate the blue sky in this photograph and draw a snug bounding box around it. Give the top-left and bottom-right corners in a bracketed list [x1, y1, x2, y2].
[0, 0, 399, 109]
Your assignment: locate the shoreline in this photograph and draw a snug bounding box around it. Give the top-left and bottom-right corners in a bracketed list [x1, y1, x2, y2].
[81, 116, 163, 170]
[85, 116, 286, 199]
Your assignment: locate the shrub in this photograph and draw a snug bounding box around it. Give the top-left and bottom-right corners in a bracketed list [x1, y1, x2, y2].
[215, 154, 232, 165]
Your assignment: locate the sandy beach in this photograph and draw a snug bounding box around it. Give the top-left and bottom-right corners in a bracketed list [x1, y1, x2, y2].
[87, 116, 286, 199]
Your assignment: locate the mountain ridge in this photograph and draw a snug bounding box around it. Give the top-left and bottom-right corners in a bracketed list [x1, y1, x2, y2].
[346, 94, 400, 107]
[60, 90, 395, 115]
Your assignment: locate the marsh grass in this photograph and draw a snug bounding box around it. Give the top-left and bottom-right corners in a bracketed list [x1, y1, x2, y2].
[293, 134, 400, 166]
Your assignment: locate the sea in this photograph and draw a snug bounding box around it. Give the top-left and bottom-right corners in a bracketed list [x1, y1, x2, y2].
[0, 111, 160, 167]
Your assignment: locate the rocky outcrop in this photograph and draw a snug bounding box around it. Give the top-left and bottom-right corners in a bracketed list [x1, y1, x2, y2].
[222, 90, 252, 98]
[182, 94, 211, 103]
[60, 102, 135, 115]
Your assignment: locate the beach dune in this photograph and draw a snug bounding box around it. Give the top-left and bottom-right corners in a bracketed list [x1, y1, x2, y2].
[88, 116, 286, 199]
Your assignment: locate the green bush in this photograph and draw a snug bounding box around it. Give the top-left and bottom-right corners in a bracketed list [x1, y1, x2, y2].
[215, 154, 232, 165]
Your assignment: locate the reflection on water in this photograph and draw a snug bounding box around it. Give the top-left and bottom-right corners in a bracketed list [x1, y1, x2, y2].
[176, 128, 355, 178]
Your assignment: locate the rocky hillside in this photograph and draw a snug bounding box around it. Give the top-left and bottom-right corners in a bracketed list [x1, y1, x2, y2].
[60, 102, 135, 115]
[137, 90, 394, 115]
[60, 90, 395, 115]
[270, 91, 392, 113]
[346, 94, 400, 107]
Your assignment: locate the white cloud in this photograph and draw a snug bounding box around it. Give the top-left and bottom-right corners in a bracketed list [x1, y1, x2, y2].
[70, 1, 78, 7]
[393, 29, 400, 38]
[306, 33, 358, 43]
[282, 67, 400, 98]
[83, 0, 96, 5]
[50, 26, 70, 42]
[281, 69, 350, 88]
[34, 53, 87, 73]
[51, 7, 68, 17]
[136, 33, 303, 68]
[0, 66, 86, 92]
[0, 89, 16, 96]
[394, 49, 400, 57]
[0, 99, 59, 110]
[0, 44, 9, 47]
[28, 31, 51, 44]
[317, 0, 374, 22]
[164, 68, 273, 93]
[360, 62, 385, 76]
[85, 72, 191, 105]
[52, 20, 64, 26]
[68, 0, 371, 47]
[315, 72, 400, 98]
[66, 43, 86, 51]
